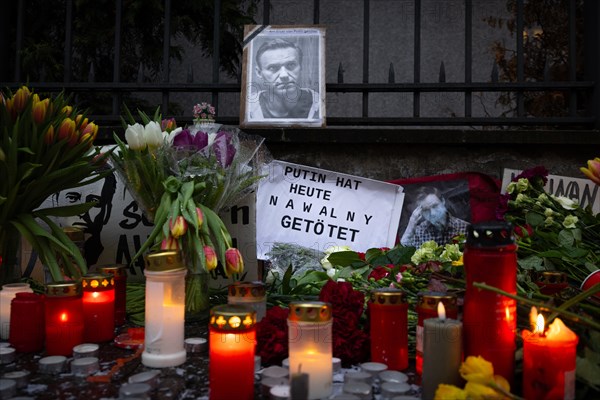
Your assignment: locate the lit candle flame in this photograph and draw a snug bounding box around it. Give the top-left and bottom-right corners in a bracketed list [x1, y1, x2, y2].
[92, 291, 99, 299]
[60, 312, 68, 322]
[437, 301, 446, 320]
[535, 314, 545, 334]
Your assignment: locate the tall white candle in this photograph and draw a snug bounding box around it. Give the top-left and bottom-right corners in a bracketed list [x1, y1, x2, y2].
[422, 302, 463, 400]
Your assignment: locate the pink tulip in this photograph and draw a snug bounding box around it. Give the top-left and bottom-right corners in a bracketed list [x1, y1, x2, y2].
[195, 207, 204, 227]
[225, 248, 244, 276]
[160, 236, 180, 250]
[581, 158, 600, 186]
[169, 215, 188, 238]
[204, 246, 217, 271]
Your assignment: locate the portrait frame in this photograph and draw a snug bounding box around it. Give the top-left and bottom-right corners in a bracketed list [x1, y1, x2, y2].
[239, 25, 326, 128]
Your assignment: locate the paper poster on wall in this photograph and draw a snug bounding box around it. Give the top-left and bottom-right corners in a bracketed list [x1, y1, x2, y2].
[22, 146, 257, 288]
[502, 168, 600, 214]
[255, 160, 405, 259]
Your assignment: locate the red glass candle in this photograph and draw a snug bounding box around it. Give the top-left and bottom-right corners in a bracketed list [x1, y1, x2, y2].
[82, 273, 115, 343]
[463, 222, 517, 383]
[9, 292, 45, 352]
[96, 264, 128, 326]
[369, 288, 408, 370]
[45, 281, 84, 356]
[522, 312, 578, 400]
[209, 304, 256, 400]
[416, 291, 458, 377]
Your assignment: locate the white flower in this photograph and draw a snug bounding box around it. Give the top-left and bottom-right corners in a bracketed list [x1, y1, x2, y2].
[165, 127, 183, 144]
[320, 245, 352, 270]
[516, 178, 529, 193]
[125, 123, 146, 150]
[544, 216, 554, 226]
[440, 243, 462, 262]
[544, 208, 553, 217]
[515, 193, 526, 204]
[562, 215, 579, 229]
[321, 255, 333, 270]
[144, 121, 164, 148]
[326, 268, 336, 278]
[555, 196, 579, 210]
[506, 182, 516, 194]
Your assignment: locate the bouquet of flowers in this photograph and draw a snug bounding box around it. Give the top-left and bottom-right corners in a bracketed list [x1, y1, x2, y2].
[0, 86, 110, 285]
[110, 104, 271, 315]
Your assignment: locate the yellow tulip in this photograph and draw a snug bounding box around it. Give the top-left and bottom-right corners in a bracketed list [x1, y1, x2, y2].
[434, 384, 467, 400]
[43, 125, 55, 145]
[169, 216, 188, 238]
[58, 118, 77, 147]
[61, 105, 73, 116]
[459, 355, 495, 384]
[13, 86, 31, 113]
[78, 121, 98, 146]
[464, 381, 505, 400]
[581, 157, 600, 186]
[225, 248, 244, 276]
[32, 98, 50, 125]
[204, 246, 218, 271]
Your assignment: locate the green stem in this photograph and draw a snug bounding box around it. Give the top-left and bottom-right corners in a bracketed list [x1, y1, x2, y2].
[473, 282, 600, 332]
[547, 283, 600, 322]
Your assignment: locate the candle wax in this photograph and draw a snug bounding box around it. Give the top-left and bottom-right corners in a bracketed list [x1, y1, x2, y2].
[288, 350, 333, 399]
[82, 290, 115, 343]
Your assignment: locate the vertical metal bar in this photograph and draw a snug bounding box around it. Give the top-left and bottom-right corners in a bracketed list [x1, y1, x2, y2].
[263, 0, 270, 25]
[162, 0, 171, 114]
[516, 0, 524, 116]
[112, 0, 123, 115]
[14, 0, 25, 81]
[314, 0, 320, 24]
[583, 0, 599, 128]
[464, 0, 472, 117]
[568, 0, 577, 117]
[64, 0, 74, 83]
[414, 0, 421, 117]
[212, 0, 221, 108]
[362, 0, 370, 117]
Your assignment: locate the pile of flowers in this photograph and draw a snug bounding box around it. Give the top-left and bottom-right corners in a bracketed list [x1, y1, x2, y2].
[111, 104, 270, 314]
[193, 102, 216, 123]
[0, 86, 110, 284]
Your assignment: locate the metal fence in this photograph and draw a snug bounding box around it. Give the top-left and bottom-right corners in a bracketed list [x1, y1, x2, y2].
[1, 0, 598, 144]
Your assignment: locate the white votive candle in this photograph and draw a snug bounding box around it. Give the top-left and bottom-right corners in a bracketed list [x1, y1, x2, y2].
[129, 370, 161, 389]
[381, 381, 411, 397]
[344, 370, 372, 384]
[0, 378, 17, 398]
[184, 337, 207, 353]
[71, 357, 100, 376]
[261, 377, 289, 397]
[39, 355, 67, 374]
[342, 381, 372, 399]
[262, 365, 289, 380]
[379, 370, 409, 384]
[270, 384, 290, 400]
[332, 357, 342, 373]
[0, 347, 16, 364]
[360, 361, 387, 377]
[119, 382, 152, 399]
[73, 343, 100, 359]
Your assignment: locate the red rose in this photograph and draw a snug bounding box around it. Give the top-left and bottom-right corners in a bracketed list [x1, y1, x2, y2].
[368, 266, 391, 281]
[256, 306, 289, 366]
[357, 252, 366, 261]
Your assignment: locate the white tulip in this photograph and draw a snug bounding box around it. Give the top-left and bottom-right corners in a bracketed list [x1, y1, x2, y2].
[144, 121, 164, 149]
[555, 196, 579, 210]
[125, 123, 146, 150]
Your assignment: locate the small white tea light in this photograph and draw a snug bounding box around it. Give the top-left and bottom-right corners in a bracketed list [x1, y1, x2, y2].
[73, 343, 100, 359]
[332, 357, 342, 373]
[0, 378, 17, 399]
[262, 365, 289, 380]
[330, 394, 361, 400]
[270, 384, 290, 400]
[381, 381, 411, 397]
[360, 361, 387, 377]
[281, 357, 290, 369]
[2, 371, 30, 388]
[0, 347, 16, 364]
[184, 337, 207, 353]
[379, 369, 409, 384]
[342, 380, 372, 399]
[39, 355, 67, 374]
[344, 370, 372, 384]
[71, 357, 100, 377]
[0, 342, 10, 348]
[129, 370, 161, 389]
[119, 382, 152, 399]
[260, 377, 288, 397]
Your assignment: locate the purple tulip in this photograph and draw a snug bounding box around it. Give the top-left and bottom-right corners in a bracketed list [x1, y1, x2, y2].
[172, 128, 193, 146]
[193, 131, 209, 150]
[213, 131, 236, 168]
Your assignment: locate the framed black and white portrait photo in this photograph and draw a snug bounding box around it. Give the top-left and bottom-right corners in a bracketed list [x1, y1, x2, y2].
[240, 25, 326, 128]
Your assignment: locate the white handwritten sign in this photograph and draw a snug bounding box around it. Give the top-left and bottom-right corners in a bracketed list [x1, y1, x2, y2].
[501, 168, 600, 214]
[256, 161, 405, 259]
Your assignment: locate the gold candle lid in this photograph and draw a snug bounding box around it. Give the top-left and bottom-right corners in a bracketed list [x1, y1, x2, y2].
[63, 226, 85, 242]
[370, 288, 407, 305]
[209, 304, 256, 331]
[228, 281, 266, 298]
[536, 271, 568, 284]
[46, 281, 83, 297]
[417, 291, 457, 310]
[95, 264, 128, 278]
[288, 301, 332, 322]
[81, 273, 114, 291]
[144, 250, 185, 272]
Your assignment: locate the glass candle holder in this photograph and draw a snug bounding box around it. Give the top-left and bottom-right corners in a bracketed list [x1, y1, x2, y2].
[82, 273, 115, 343]
[227, 281, 266, 321]
[96, 264, 128, 326]
[209, 304, 257, 400]
[9, 292, 45, 352]
[463, 221, 517, 384]
[287, 301, 333, 400]
[0, 282, 33, 340]
[415, 291, 458, 377]
[369, 288, 408, 371]
[142, 250, 187, 368]
[45, 281, 84, 356]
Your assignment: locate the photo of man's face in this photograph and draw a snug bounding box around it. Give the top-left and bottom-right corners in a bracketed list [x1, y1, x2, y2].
[256, 46, 301, 98]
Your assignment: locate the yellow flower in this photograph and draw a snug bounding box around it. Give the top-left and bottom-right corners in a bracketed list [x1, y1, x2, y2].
[225, 248, 244, 276]
[581, 157, 600, 185]
[434, 384, 467, 400]
[204, 246, 217, 271]
[464, 381, 503, 400]
[493, 374, 511, 394]
[459, 355, 495, 384]
[13, 86, 31, 113]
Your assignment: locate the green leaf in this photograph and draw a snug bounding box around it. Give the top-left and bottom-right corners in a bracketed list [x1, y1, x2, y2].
[281, 265, 294, 295]
[525, 211, 545, 227]
[517, 255, 544, 271]
[557, 229, 575, 247]
[34, 202, 96, 217]
[328, 251, 365, 268]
